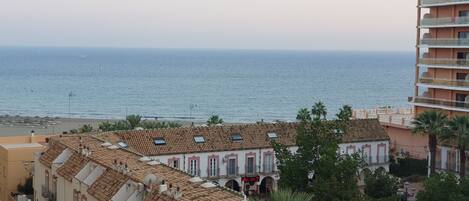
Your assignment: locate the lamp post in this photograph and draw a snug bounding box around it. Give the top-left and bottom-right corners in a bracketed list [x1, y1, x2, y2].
[68, 91, 75, 118]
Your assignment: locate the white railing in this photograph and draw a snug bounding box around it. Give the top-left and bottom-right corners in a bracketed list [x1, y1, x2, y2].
[421, 38, 469, 47]
[421, 16, 469, 27]
[421, 0, 469, 6]
[353, 107, 414, 127]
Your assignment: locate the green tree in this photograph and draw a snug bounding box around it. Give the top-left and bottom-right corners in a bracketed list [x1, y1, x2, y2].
[78, 124, 93, 133]
[364, 168, 399, 199]
[311, 101, 327, 120]
[274, 103, 362, 201]
[336, 105, 353, 121]
[112, 120, 132, 131]
[440, 115, 469, 177]
[207, 115, 223, 125]
[411, 110, 448, 175]
[126, 115, 142, 129]
[268, 189, 313, 201]
[296, 108, 311, 121]
[416, 173, 468, 201]
[98, 121, 114, 131]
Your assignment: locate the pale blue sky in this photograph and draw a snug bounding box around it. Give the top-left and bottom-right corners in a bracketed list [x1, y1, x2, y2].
[0, 0, 416, 51]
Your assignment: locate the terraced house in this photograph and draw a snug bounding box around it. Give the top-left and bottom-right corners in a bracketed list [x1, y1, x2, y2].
[33, 135, 245, 201]
[95, 119, 390, 196]
[411, 0, 469, 174]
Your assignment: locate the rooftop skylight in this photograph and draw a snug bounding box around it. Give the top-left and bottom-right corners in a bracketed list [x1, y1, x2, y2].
[267, 132, 278, 139]
[194, 135, 205, 143]
[230, 133, 243, 141]
[117, 141, 128, 148]
[154, 137, 166, 145]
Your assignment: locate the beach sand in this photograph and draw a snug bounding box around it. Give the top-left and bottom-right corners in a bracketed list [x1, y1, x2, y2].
[0, 116, 112, 136]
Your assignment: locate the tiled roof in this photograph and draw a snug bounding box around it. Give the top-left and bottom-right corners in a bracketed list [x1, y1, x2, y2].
[98, 119, 388, 156]
[342, 119, 390, 143]
[87, 169, 128, 201]
[46, 135, 244, 201]
[56, 153, 89, 182]
[39, 141, 66, 167]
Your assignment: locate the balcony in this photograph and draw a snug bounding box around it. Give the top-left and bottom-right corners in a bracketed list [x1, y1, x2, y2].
[41, 185, 49, 198]
[226, 166, 239, 178]
[418, 77, 469, 91]
[261, 164, 276, 175]
[419, 58, 469, 69]
[206, 167, 220, 178]
[420, 38, 469, 48]
[421, 16, 469, 28]
[244, 165, 258, 177]
[420, 0, 469, 7]
[409, 96, 469, 112]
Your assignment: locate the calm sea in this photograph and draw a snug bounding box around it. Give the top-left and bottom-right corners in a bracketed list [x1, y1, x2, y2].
[0, 47, 414, 122]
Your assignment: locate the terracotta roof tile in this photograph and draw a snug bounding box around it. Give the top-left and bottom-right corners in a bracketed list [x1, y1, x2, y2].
[46, 135, 244, 201]
[39, 141, 66, 167]
[99, 120, 388, 156]
[87, 169, 128, 201]
[56, 153, 89, 182]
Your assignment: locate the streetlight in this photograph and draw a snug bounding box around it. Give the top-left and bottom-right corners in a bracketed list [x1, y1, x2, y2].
[68, 91, 75, 118]
[189, 104, 198, 119]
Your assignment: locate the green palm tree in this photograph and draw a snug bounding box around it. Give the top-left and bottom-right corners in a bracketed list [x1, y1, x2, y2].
[336, 105, 353, 121]
[207, 115, 223, 126]
[440, 115, 469, 177]
[312, 101, 327, 120]
[412, 110, 448, 175]
[296, 108, 311, 122]
[250, 189, 313, 201]
[126, 115, 142, 129]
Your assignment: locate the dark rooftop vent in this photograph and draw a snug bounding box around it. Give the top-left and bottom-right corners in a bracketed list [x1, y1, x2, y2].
[230, 133, 242, 141]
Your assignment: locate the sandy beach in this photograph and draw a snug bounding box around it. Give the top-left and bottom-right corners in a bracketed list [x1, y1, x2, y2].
[0, 115, 114, 136]
[0, 115, 209, 136]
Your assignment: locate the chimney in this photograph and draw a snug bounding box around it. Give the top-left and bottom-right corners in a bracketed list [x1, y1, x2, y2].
[30, 130, 35, 143]
[159, 180, 167, 193]
[173, 186, 182, 200]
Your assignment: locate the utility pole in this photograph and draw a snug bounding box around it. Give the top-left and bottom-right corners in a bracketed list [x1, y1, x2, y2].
[68, 91, 75, 118]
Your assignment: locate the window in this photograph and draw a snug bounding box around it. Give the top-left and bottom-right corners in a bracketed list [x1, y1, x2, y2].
[208, 157, 218, 177]
[227, 158, 237, 176]
[154, 137, 166, 145]
[189, 158, 199, 176]
[459, 31, 469, 39]
[263, 153, 274, 173]
[168, 158, 179, 169]
[246, 157, 255, 174]
[45, 170, 49, 192]
[73, 189, 79, 201]
[193, 135, 205, 143]
[117, 141, 128, 148]
[460, 10, 469, 17]
[230, 133, 243, 141]
[267, 132, 278, 139]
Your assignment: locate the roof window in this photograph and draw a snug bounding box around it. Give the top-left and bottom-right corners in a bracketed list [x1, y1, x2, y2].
[154, 137, 166, 145]
[194, 135, 205, 143]
[230, 133, 243, 141]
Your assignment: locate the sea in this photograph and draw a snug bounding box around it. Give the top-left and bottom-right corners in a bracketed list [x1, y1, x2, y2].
[0, 47, 414, 122]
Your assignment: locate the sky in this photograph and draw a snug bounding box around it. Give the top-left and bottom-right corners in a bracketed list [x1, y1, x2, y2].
[0, 0, 417, 51]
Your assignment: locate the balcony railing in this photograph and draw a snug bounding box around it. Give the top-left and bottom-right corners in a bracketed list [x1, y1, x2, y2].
[421, 0, 469, 6]
[421, 38, 469, 47]
[421, 16, 469, 27]
[188, 169, 201, 177]
[419, 58, 469, 68]
[262, 164, 276, 174]
[206, 167, 220, 178]
[409, 96, 469, 111]
[226, 166, 239, 177]
[41, 185, 49, 198]
[244, 165, 258, 177]
[419, 77, 469, 88]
